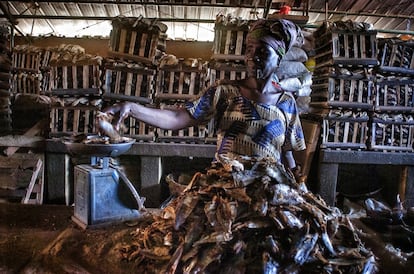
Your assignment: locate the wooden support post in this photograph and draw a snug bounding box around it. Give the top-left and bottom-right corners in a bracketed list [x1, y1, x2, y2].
[140, 156, 162, 208]
[317, 162, 339, 206]
[46, 153, 71, 205]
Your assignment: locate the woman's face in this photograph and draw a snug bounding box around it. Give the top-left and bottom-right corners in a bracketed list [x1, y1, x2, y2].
[245, 38, 279, 80]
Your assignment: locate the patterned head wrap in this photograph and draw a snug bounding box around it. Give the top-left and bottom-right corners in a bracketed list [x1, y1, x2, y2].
[247, 19, 303, 61]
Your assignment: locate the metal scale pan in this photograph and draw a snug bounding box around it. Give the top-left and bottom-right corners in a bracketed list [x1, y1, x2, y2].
[63, 135, 136, 158]
[63, 135, 146, 228]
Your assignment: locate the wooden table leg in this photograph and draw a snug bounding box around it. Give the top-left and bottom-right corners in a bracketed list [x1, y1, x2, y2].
[45, 153, 71, 205]
[317, 162, 339, 206]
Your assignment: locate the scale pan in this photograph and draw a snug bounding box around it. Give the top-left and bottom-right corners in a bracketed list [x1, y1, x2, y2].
[63, 135, 136, 157]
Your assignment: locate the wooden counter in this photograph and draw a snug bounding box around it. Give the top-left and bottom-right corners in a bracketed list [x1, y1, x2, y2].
[45, 139, 216, 206]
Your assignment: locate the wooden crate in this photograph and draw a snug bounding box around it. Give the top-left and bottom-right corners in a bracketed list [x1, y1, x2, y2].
[49, 105, 99, 137]
[212, 22, 249, 61]
[378, 38, 414, 76]
[120, 115, 155, 141]
[321, 110, 369, 149]
[0, 153, 44, 204]
[103, 61, 155, 101]
[156, 102, 213, 143]
[12, 46, 43, 72]
[314, 29, 378, 67]
[374, 77, 414, 113]
[11, 72, 42, 95]
[310, 74, 374, 110]
[208, 61, 248, 86]
[156, 60, 207, 100]
[109, 18, 166, 64]
[49, 60, 102, 96]
[370, 114, 414, 152]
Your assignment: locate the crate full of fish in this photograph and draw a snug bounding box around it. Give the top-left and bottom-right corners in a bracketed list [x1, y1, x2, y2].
[11, 72, 42, 95]
[310, 73, 374, 110]
[369, 113, 414, 152]
[109, 17, 167, 64]
[207, 61, 248, 86]
[156, 102, 214, 143]
[103, 60, 155, 101]
[50, 104, 100, 137]
[119, 115, 155, 141]
[374, 77, 414, 113]
[49, 57, 103, 96]
[377, 38, 414, 76]
[314, 21, 378, 67]
[212, 15, 249, 61]
[155, 57, 207, 100]
[321, 109, 369, 149]
[12, 45, 43, 72]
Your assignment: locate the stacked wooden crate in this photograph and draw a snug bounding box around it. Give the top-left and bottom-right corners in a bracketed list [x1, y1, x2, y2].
[209, 15, 249, 85]
[310, 21, 378, 150]
[48, 45, 103, 137]
[155, 56, 210, 142]
[48, 44, 102, 96]
[11, 45, 43, 95]
[370, 38, 414, 152]
[108, 17, 167, 66]
[103, 17, 167, 141]
[10, 43, 51, 133]
[0, 24, 11, 135]
[103, 59, 156, 140]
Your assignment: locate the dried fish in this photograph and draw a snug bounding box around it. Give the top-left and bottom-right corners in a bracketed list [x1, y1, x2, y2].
[292, 233, 318, 265]
[118, 157, 376, 273]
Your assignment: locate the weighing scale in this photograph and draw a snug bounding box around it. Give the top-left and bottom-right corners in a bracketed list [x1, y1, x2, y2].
[64, 136, 146, 229]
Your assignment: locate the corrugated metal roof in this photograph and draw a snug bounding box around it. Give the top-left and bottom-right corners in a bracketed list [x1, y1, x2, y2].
[1, 1, 414, 41]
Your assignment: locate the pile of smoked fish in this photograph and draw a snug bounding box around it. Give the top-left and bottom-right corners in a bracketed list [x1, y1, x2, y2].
[118, 157, 377, 273]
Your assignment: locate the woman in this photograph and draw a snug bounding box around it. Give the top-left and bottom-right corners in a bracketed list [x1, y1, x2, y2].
[104, 19, 306, 177]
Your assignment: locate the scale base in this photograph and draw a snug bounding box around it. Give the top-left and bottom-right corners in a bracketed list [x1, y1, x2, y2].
[71, 213, 140, 229]
[73, 164, 142, 229]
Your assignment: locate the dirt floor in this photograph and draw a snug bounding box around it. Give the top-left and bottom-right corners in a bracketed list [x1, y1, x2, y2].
[1, 201, 414, 274]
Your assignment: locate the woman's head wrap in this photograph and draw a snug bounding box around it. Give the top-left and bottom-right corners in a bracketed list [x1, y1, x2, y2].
[247, 19, 304, 62]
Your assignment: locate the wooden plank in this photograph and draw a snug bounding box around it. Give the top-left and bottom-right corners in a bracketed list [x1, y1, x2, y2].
[21, 158, 43, 204]
[73, 108, 80, 134]
[119, 29, 127, 53]
[107, 51, 153, 64]
[0, 135, 43, 148]
[178, 71, 184, 94]
[224, 30, 231, 55]
[235, 30, 244, 56]
[72, 65, 78, 89]
[62, 109, 68, 132]
[135, 74, 144, 97]
[139, 32, 148, 57]
[125, 72, 133, 96]
[189, 72, 196, 96]
[129, 31, 137, 55]
[3, 120, 46, 156]
[115, 70, 121, 94]
[83, 65, 89, 89]
[63, 66, 68, 89]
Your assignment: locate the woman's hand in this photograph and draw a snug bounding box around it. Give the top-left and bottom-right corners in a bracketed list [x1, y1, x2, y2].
[103, 102, 135, 130]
